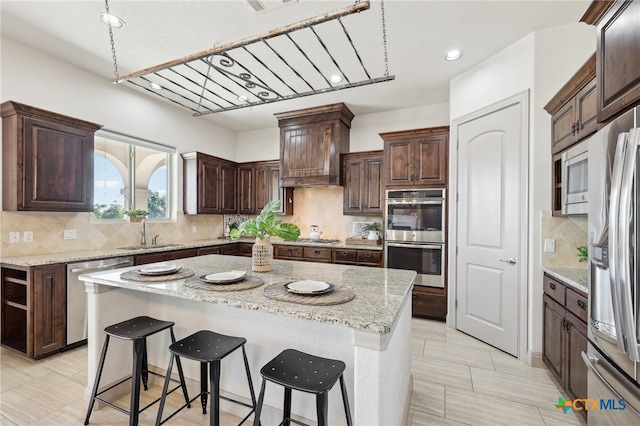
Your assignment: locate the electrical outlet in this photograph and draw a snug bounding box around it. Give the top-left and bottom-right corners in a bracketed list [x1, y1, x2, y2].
[544, 239, 555, 253]
[23, 231, 33, 243]
[64, 229, 77, 240]
[9, 232, 20, 243]
[192, 226, 197, 233]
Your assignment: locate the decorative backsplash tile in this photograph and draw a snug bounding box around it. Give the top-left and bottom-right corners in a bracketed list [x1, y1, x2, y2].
[541, 211, 588, 269]
[223, 214, 248, 231]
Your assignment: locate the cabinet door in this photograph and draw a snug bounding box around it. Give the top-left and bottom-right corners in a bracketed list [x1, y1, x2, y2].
[551, 100, 577, 154]
[280, 123, 333, 186]
[597, 0, 640, 122]
[270, 165, 294, 215]
[254, 166, 270, 212]
[567, 312, 588, 406]
[383, 138, 413, 187]
[198, 246, 221, 255]
[238, 166, 254, 214]
[415, 134, 448, 186]
[543, 294, 565, 382]
[198, 159, 221, 214]
[364, 156, 383, 214]
[343, 156, 364, 214]
[220, 164, 237, 214]
[32, 264, 65, 358]
[411, 286, 446, 321]
[23, 118, 94, 211]
[575, 78, 598, 141]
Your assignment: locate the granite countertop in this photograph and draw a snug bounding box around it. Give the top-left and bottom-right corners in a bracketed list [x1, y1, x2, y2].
[80, 255, 415, 334]
[543, 267, 588, 294]
[0, 237, 383, 267]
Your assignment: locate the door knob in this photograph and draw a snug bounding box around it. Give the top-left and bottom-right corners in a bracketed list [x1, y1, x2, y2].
[499, 257, 517, 265]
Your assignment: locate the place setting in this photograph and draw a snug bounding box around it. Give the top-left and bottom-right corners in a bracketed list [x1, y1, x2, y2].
[120, 263, 196, 282]
[263, 279, 355, 306]
[184, 270, 264, 292]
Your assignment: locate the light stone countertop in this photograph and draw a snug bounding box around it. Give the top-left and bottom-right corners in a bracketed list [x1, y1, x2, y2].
[543, 267, 588, 294]
[0, 238, 382, 267]
[80, 254, 415, 334]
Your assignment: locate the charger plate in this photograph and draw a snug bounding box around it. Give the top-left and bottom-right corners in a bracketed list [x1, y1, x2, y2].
[120, 268, 195, 282]
[263, 282, 355, 306]
[184, 275, 263, 292]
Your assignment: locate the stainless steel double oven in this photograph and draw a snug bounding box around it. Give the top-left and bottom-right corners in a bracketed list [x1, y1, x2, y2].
[384, 189, 445, 288]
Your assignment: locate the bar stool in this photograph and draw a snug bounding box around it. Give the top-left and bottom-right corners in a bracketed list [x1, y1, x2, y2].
[155, 330, 257, 426]
[253, 349, 353, 426]
[84, 316, 189, 426]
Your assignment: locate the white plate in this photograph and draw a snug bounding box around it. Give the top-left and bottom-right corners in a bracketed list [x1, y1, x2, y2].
[138, 264, 181, 276]
[285, 280, 334, 295]
[201, 270, 247, 284]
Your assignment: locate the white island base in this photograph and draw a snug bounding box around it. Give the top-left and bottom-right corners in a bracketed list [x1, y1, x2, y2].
[83, 258, 413, 425]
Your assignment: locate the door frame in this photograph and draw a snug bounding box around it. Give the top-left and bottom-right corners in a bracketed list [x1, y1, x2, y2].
[448, 90, 530, 360]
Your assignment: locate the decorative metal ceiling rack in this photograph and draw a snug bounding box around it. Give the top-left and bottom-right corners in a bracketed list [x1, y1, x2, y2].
[112, 0, 394, 116]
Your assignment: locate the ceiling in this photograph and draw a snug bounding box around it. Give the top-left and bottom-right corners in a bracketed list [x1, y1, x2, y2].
[0, 0, 592, 132]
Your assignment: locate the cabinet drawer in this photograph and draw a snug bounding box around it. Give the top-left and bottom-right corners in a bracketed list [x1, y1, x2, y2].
[275, 245, 303, 259]
[198, 246, 221, 256]
[238, 243, 254, 257]
[566, 288, 588, 324]
[334, 249, 358, 264]
[411, 288, 446, 321]
[357, 250, 382, 265]
[221, 244, 239, 255]
[543, 275, 566, 305]
[303, 247, 333, 262]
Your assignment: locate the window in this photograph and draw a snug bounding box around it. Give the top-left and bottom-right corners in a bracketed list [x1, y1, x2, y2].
[93, 130, 175, 220]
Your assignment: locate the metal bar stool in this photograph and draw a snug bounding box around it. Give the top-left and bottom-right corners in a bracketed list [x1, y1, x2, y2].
[155, 330, 257, 426]
[253, 349, 353, 426]
[84, 316, 189, 426]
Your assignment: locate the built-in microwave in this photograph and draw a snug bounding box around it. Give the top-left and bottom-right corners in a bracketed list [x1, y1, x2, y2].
[561, 140, 588, 215]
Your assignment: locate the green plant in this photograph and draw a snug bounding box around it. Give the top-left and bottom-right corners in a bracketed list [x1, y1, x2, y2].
[577, 246, 588, 263]
[230, 200, 300, 241]
[124, 209, 149, 217]
[364, 223, 380, 231]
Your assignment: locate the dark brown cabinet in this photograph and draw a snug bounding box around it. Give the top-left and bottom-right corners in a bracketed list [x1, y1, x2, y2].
[334, 248, 383, 267]
[544, 54, 598, 155]
[380, 127, 449, 188]
[183, 152, 237, 215]
[411, 286, 447, 321]
[582, 1, 640, 122]
[1, 263, 66, 359]
[342, 151, 383, 216]
[1, 101, 101, 212]
[238, 165, 255, 214]
[276, 103, 353, 187]
[245, 160, 294, 215]
[135, 248, 198, 265]
[542, 273, 588, 418]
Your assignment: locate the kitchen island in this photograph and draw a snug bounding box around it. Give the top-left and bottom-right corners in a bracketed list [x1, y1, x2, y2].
[80, 254, 415, 425]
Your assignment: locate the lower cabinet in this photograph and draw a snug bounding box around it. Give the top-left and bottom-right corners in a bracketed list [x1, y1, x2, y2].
[542, 273, 588, 419]
[135, 248, 199, 265]
[411, 286, 446, 321]
[1, 264, 65, 359]
[334, 248, 383, 267]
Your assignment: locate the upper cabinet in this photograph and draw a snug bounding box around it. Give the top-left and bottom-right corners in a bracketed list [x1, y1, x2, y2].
[380, 126, 449, 188]
[342, 151, 383, 216]
[276, 103, 353, 187]
[182, 152, 237, 215]
[242, 160, 294, 215]
[544, 54, 598, 154]
[1, 101, 102, 212]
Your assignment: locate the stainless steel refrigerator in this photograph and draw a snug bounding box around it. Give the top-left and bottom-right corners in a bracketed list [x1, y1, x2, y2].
[587, 107, 640, 424]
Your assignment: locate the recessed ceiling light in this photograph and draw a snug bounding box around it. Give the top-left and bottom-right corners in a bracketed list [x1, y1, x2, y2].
[444, 50, 463, 61]
[237, 95, 249, 102]
[148, 82, 163, 90]
[99, 13, 125, 28]
[329, 74, 343, 84]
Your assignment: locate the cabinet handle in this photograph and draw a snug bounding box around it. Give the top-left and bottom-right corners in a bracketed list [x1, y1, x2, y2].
[577, 299, 586, 310]
[549, 282, 556, 290]
[571, 123, 576, 135]
[365, 253, 372, 258]
[561, 319, 568, 331]
[314, 250, 320, 254]
[412, 292, 417, 299]
[575, 120, 580, 133]
[341, 251, 348, 256]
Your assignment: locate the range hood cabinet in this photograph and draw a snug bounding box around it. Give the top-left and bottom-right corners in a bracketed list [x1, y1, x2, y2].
[276, 103, 353, 187]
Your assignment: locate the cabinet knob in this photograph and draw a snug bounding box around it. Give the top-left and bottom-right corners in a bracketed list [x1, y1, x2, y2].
[549, 282, 556, 290]
[577, 299, 586, 310]
[341, 251, 348, 256]
[412, 292, 417, 299]
[314, 250, 320, 254]
[575, 120, 580, 133]
[365, 253, 372, 258]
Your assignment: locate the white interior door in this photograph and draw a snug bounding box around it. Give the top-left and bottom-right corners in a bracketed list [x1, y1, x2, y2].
[454, 98, 526, 357]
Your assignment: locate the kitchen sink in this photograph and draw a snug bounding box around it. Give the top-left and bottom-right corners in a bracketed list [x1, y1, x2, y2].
[118, 244, 184, 251]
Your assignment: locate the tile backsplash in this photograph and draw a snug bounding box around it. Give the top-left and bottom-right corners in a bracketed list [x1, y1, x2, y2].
[0, 187, 380, 257]
[541, 211, 588, 269]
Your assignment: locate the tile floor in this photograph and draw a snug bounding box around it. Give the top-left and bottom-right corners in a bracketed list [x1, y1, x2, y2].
[0, 319, 585, 425]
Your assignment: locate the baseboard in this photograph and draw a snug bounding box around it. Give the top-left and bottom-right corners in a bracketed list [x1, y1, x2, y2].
[527, 350, 546, 369]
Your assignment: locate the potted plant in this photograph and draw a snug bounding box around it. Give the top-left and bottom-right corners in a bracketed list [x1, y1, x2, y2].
[363, 223, 381, 240]
[230, 200, 300, 271]
[125, 209, 148, 222]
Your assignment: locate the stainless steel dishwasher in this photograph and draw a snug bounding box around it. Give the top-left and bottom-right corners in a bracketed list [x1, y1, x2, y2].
[66, 256, 134, 348]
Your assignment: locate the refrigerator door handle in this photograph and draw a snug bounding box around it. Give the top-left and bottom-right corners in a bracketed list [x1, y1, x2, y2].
[618, 128, 640, 361]
[609, 132, 630, 354]
[581, 351, 627, 400]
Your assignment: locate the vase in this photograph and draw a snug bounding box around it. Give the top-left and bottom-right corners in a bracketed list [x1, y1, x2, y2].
[252, 238, 273, 272]
[128, 216, 146, 222]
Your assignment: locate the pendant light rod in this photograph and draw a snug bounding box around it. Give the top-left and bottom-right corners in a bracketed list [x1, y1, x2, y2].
[113, 0, 370, 84]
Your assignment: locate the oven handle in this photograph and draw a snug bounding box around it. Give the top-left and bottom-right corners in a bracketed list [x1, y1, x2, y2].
[386, 200, 443, 205]
[386, 243, 442, 250]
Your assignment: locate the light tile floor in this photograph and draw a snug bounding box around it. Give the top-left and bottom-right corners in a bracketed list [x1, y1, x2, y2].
[0, 319, 585, 425]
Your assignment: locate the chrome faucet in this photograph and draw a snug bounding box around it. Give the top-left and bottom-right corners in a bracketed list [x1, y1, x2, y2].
[140, 219, 146, 246]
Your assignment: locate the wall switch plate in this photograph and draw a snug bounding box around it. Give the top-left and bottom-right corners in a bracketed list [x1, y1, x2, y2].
[64, 229, 77, 240]
[192, 226, 197, 233]
[544, 239, 555, 253]
[9, 232, 20, 243]
[23, 231, 33, 243]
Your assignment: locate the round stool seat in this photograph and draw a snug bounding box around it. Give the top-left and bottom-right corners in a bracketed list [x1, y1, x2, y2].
[260, 349, 346, 394]
[170, 330, 247, 362]
[105, 316, 175, 340]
